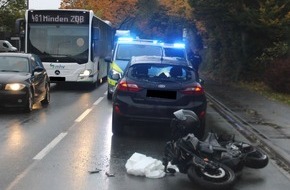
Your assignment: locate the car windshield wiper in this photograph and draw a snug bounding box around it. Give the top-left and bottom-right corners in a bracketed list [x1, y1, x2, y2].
[38, 52, 54, 62]
[0, 70, 20, 72]
[117, 58, 131, 61]
[49, 54, 85, 64]
[39, 51, 53, 57]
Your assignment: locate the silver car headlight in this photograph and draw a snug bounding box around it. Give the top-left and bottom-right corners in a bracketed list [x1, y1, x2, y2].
[5, 83, 26, 91]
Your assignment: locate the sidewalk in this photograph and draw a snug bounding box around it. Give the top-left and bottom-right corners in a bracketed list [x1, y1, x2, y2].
[203, 78, 290, 170]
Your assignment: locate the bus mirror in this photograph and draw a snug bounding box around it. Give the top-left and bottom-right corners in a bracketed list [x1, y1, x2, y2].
[93, 27, 100, 40]
[15, 18, 25, 36]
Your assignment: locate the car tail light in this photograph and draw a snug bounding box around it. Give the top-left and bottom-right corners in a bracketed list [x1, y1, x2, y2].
[114, 105, 121, 114]
[181, 83, 204, 95]
[199, 111, 206, 118]
[117, 79, 141, 92]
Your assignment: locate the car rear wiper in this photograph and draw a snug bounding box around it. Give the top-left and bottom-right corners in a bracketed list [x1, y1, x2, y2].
[152, 77, 176, 83]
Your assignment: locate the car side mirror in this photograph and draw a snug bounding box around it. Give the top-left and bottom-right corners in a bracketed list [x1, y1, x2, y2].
[34, 66, 44, 73]
[112, 73, 121, 80]
[199, 78, 204, 85]
[105, 56, 112, 63]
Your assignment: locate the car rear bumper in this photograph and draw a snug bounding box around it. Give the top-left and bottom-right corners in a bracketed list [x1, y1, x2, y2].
[113, 99, 207, 123]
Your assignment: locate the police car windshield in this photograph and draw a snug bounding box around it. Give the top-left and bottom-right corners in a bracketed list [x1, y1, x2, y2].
[164, 47, 186, 59]
[116, 44, 163, 60]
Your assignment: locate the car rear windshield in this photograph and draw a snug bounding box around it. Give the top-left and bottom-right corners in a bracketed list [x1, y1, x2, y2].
[116, 44, 163, 60]
[128, 64, 196, 82]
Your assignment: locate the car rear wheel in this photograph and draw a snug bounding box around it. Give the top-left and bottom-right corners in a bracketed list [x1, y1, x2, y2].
[112, 111, 124, 136]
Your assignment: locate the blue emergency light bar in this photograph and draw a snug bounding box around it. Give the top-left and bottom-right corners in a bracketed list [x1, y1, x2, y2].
[118, 37, 161, 44]
[173, 43, 185, 48]
[118, 37, 134, 42]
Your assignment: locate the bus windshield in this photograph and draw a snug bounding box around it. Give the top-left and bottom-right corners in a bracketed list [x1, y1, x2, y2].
[27, 24, 89, 64]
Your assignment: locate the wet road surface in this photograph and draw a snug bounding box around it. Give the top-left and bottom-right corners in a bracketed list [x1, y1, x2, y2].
[0, 82, 290, 190]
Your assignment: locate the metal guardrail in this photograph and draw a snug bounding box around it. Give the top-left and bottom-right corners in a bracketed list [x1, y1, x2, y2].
[206, 92, 290, 173]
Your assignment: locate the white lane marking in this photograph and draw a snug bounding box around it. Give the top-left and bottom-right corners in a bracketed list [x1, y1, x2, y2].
[33, 132, 67, 160]
[33, 96, 103, 160]
[93, 97, 104, 106]
[75, 108, 92, 122]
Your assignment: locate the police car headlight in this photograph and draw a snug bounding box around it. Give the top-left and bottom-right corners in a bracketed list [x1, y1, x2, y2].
[5, 83, 26, 91]
[79, 69, 92, 77]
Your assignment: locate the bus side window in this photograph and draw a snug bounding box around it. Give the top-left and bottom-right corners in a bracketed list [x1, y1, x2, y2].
[93, 27, 100, 40]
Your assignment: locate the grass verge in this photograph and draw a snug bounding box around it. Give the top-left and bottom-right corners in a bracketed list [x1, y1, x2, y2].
[239, 81, 290, 106]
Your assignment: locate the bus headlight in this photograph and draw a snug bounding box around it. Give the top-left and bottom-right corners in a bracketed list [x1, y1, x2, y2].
[5, 83, 26, 91]
[79, 69, 92, 77]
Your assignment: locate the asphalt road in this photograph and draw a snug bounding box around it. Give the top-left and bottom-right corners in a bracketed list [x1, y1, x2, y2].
[0, 82, 290, 190]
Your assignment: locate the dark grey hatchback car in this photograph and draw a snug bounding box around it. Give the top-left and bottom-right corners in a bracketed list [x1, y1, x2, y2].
[112, 56, 207, 138]
[0, 53, 50, 112]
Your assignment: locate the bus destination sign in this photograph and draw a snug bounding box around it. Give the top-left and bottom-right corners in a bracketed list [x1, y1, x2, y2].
[28, 11, 90, 24]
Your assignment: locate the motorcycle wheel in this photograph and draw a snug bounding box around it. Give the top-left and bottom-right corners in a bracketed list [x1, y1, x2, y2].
[187, 163, 236, 190]
[233, 142, 269, 169]
[244, 148, 269, 169]
[223, 141, 269, 169]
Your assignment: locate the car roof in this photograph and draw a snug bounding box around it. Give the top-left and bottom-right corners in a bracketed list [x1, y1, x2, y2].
[0, 52, 34, 58]
[130, 56, 189, 66]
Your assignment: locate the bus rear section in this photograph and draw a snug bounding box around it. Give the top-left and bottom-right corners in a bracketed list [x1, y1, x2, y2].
[25, 9, 113, 85]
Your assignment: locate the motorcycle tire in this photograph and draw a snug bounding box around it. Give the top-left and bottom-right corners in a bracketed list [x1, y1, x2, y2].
[244, 148, 269, 169]
[224, 141, 269, 169]
[187, 163, 236, 190]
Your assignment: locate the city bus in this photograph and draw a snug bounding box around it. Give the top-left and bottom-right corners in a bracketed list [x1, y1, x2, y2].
[24, 9, 113, 86]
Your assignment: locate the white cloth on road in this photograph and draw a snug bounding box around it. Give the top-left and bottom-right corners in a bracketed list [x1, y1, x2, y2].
[125, 152, 166, 178]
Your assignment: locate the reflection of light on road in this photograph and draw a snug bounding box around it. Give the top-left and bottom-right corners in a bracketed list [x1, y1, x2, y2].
[77, 93, 91, 107]
[32, 102, 41, 110]
[101, 112, 112, 190]
[6, 123, 25, 153]
[103, 113, 112, 153]
[69, 104, 112, 190]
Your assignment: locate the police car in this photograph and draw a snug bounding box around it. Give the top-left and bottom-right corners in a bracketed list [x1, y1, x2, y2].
[105, 37, 163, 100]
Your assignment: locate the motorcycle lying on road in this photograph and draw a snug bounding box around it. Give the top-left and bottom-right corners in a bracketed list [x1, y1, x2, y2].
[162, 109, 269, 189]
